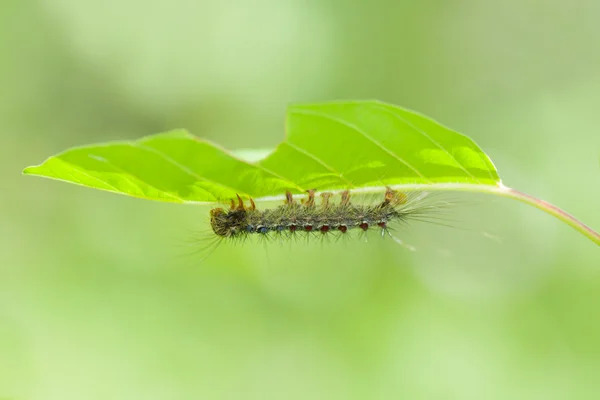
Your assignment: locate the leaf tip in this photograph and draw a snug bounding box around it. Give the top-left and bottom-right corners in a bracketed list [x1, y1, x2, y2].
[22, 166, 37, 175]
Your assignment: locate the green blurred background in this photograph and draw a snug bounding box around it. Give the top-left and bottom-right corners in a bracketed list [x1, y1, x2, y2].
[2, 0, 600, 398]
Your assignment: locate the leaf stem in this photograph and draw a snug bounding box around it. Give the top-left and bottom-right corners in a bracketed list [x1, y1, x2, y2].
[493, 185, 600, 246]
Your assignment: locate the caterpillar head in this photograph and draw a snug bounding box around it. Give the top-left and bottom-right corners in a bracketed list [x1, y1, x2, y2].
[210, 207, 247, 237]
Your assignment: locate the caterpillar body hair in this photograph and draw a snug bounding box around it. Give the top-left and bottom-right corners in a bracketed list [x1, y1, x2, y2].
[209, 187, 435, 241]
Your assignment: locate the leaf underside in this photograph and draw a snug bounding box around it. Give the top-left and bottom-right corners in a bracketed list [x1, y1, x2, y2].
[23, 100, 501, 204]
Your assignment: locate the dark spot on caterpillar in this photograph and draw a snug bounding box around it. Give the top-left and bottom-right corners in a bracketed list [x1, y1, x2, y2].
[257, 226, 268, 234]
[289, 224, 298, 232]
[304, 225, 313, 232]
[338, 225, 348, 233]
[378, 222, 387, 229]
[320, 225, 330, 233]
[359, 222, 369, 231]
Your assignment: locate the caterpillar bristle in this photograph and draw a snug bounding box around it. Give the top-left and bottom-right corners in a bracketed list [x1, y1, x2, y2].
[178, 188, 503, 265]
[209, 188, 427, 241]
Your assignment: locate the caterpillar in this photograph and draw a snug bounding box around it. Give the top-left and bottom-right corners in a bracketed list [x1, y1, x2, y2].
[209, 187, 431, 242]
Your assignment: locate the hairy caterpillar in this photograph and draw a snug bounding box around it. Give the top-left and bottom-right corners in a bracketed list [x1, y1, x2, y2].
[178, 186, 494, 263]
[209, 187, 437, 244]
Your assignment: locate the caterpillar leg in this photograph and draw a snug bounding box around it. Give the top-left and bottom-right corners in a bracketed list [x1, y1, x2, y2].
[302, 189, 316, 208]
[382, 187, 407, 207]
[320, 192, 333, 209]
[340, 190, 351, 206]
[285, 191, 295, 205]
[230, 194, 247, 210]
[235, 194, 245, 210]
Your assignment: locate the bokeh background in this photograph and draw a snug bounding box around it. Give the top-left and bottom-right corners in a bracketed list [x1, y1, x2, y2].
[2, 0, 600, 398]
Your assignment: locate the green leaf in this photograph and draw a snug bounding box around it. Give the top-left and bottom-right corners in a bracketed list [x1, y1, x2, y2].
[22, 100, 600, 245]
[23, 100, 500, 203]
[24, 129, 302, 203]
[259, 101, 499, 191]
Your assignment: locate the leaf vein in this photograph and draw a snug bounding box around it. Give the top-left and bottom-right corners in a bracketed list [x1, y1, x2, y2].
[293, 108, 432, 183]
[130, 143, 248, 199]
[146, 137, 307, 195]
[284, 141, 354, 187]
[87, 154, 184, 202]
[57, 160, 123, 193]
[374, 104, 487, 182]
